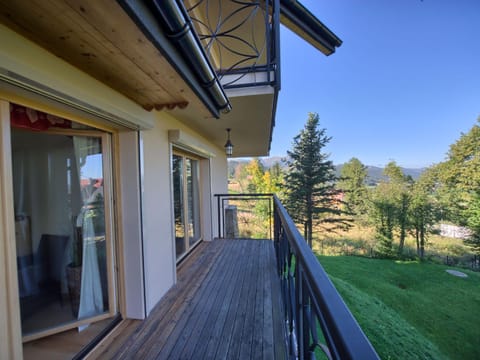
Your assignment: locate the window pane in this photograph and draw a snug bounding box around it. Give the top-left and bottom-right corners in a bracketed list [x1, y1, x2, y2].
[12, 129, 109, 335]
[186, 159, 201, 247]
[172, 155, 185, 258]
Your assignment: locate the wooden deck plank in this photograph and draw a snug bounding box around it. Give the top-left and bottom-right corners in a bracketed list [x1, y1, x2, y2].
[166, 240, 242, 359]
[270, 243, 287, 360]
[207, 241, 251, 359]
[187, 240, 246, 359]
[238, 241, 262, 359]
[223, 240, 257, 360]
[144, 241, 232, 359]
[262, 242, 276, 360]
[252, 241, 266, 359]
[86, 320, 141, 360]
[113, 241, 224, 359]
[108, 239, 286, 360]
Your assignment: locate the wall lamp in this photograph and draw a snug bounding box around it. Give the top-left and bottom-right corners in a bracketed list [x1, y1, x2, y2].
[224, 128, 234, 157]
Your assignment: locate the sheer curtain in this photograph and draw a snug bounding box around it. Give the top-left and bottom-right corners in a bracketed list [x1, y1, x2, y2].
[13, 133, 72, 297]
[73, 137, 104, 323]
[13, 148, 38, 297]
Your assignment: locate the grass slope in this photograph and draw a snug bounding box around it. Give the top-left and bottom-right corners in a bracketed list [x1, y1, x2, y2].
[330, 276, 445, 359]
[317, 256, 480, 360]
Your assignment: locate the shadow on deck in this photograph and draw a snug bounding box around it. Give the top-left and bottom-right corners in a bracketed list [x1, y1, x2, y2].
[110, 239, 286, 359]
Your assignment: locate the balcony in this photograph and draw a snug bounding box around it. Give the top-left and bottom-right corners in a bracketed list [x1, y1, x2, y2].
[185, 0, 280, 90]
[96, 195, 378, 359]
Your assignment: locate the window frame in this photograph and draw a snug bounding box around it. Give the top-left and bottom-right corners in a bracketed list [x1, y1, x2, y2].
[172, 149, 204, 262]
[4, 105, 118, 343]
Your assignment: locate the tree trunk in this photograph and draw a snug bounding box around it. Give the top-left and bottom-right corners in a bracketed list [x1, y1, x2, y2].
[304, 223, 308, 244]
[306, 194, 313, 248]
[398, 227, 406, 255]
[398, 196, 408, 256]
[420, 227, 425, 260]
[415, 228, 420, 257]
[307, 218, 313, 248]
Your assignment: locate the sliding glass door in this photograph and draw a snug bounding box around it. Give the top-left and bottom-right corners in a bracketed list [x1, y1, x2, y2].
[10, 104, 115, 340]
[172, 152, 202, 260]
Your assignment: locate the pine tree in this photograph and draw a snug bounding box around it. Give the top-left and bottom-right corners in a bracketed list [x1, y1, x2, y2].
[284, 113, 344, 247]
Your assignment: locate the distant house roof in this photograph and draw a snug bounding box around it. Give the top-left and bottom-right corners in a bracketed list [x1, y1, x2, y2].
[280, 0, 342, 55]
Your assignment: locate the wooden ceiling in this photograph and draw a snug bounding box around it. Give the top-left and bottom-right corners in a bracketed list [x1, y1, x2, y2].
[0, 0, 212, 117]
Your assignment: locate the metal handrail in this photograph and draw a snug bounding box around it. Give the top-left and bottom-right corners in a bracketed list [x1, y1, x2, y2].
[213, 193, 379, 359]
[214, 193, 274, 239]
[273, 195, 379, 360]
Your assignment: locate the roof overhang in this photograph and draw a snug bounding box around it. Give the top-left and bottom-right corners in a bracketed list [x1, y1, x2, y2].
[170, 0, 342, 157]
[0, 1, 341, 157]
[168, 85, 277, 157]
[0, 0, 229, 119]
[280, 0, 342, 55]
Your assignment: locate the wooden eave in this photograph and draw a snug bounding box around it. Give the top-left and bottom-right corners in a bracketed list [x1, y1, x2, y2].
[0, 0, 213, 118]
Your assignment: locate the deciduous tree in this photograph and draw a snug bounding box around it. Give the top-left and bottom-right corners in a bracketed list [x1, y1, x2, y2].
[433, 119, 480, 253]
[408, 171, 439, 259]
[338, 157, 368, 218]
[369, 161, 411, 256]
[245, 158, 265, 193]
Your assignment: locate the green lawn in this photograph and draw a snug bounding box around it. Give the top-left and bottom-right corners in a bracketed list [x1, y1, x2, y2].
[316, 255, 480, 360]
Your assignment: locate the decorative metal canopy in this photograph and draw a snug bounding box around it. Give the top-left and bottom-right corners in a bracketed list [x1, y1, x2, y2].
[186, 0, 280, 89]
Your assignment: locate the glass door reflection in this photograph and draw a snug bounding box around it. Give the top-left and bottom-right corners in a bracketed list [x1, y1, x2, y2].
[172, 152, 202, 260]
[12, 127, 111, 338]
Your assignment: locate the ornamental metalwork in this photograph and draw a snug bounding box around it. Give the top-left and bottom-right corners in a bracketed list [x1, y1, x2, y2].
[185, 0, 280, 89]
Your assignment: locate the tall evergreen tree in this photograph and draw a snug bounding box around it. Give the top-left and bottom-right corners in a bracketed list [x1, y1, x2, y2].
[284, 113, 343, 247]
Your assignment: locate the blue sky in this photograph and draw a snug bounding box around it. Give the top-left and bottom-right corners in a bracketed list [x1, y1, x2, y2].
[271, 0, 480, 168]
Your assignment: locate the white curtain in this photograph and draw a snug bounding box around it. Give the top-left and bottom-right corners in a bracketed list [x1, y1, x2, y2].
[73, 136, 104, 324]
[76, 210, 104, 320]
[13, 134, 73, 297]
[13, 149, 38, 297]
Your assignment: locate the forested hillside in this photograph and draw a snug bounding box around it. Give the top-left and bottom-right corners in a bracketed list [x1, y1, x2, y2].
[228, 159, 424, 186]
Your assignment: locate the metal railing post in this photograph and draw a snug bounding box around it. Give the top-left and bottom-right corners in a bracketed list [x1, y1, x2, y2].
[295, 264, 304, 359]
[216, 194, 221, 238]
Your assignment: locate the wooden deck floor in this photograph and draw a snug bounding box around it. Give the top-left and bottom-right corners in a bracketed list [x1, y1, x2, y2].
[109, 239, 286, 360]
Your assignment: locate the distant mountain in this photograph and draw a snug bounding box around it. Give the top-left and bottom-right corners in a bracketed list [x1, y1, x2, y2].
[227, 157, 286, 176]
[228, 157, 425, 184]
[335, 164, 425, 185]
[259, 156, 286, 168]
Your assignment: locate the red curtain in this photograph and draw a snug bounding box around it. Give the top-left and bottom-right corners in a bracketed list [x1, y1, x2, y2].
[10, 104, 71, 131]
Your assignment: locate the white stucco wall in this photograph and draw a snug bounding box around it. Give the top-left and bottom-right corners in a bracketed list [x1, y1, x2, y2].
[140, 111, 227, 314]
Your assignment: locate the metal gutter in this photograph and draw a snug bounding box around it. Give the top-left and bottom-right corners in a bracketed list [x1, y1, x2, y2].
[280, 0, 342, 55]
[268, 0, 281, 154]
[118, 0, 231, 118]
